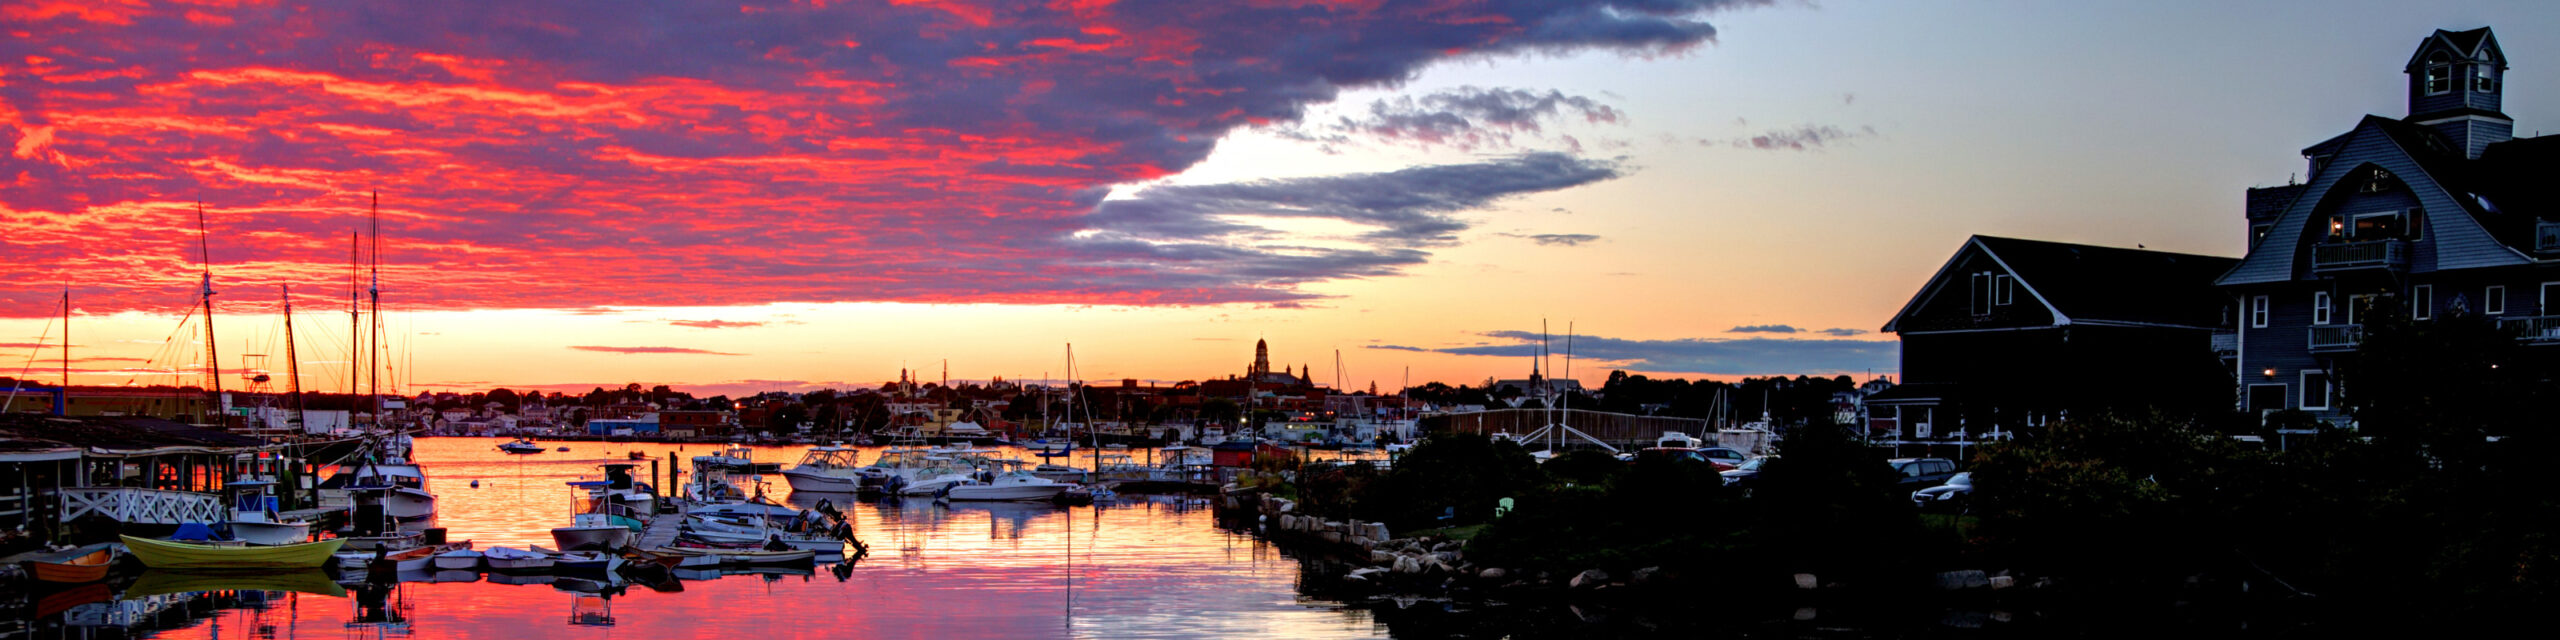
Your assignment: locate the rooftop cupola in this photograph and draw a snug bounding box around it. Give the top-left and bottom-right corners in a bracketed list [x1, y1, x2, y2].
[2404, 27, 2511, 159]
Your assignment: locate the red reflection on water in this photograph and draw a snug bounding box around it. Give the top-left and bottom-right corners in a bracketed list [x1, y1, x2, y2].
[127, 438, 1383, 640]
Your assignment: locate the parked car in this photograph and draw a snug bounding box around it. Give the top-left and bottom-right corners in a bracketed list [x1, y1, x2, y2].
[1721, 455, 1775, 491]
[1887, 457, 1960, 486]
[1911, 472, 1973, 513]
[1697, 447, 1749, 470]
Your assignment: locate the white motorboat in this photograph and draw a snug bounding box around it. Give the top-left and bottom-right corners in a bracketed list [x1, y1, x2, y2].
[220, 479, 313, 545]
[549, 549, 625, 574]
[779, 446, 864, 492]
[484, 546, 554, 572]
[432, 549, 484, 571]
[335, 457, 437, 522]
[550, 481, 640, 552]
[1196, 426, 1227, 446]
[944, 469, 1072, 501]
[498, 438, 545, 454]
[687, 499, 802, 519]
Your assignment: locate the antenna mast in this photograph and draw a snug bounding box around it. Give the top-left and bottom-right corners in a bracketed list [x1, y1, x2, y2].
[369, 191, 382, 427]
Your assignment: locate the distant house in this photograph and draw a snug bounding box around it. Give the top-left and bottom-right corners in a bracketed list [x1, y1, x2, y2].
[2219, 26, 2554, 429]
[1874, 236, 2238, 443]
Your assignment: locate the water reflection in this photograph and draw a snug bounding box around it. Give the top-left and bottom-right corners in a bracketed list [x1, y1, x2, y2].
[37, 437, 1386, 640]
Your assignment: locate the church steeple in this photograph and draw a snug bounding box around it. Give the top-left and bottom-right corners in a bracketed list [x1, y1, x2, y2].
[2405, 27, 2511, 159]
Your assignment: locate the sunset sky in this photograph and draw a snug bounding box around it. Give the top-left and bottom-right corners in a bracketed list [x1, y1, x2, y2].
[4, 1, 2556, 397]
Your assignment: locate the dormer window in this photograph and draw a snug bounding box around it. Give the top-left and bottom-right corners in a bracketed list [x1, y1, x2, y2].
[2359, 167, 2399, 193]
[2425, 52, 2453, 95]
[2472, 64, 2498, 93]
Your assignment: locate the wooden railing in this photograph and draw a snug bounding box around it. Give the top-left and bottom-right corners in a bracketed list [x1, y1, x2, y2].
[2499, 316, 2560, 344]
[59, 487, 227, 525]
[2311, 239, 2409, 273]
[2308, 324, 2364, 351]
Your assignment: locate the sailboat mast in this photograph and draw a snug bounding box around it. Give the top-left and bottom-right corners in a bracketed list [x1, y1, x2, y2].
[349, 230, 360, 417]
[61, 288, 69, 390]
[196, 202, 224, 402]
[369, 191, 381, 424]
[283, 286, 307, 432]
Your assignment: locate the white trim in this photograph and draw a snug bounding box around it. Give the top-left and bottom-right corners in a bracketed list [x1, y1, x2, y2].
[2486, 285, 2506, 315]
[2313, 292, 2332, 325]
[2246, 383, 2288, 412]
[2300, 370, 2332, 411]
[1897, 325, 2069, 336]
[2250, 295, 2269, 329]
[2412, 284, 2434, 320]
[1994, 274, 2015, 306]
[2411, 113, 2515, 126]
[1970, 240, 2073, 325]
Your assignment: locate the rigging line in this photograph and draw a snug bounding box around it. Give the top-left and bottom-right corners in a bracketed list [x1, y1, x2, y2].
[2, 314, 60, 413]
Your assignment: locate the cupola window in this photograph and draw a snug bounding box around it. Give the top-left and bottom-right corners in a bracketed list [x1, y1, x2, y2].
[2472, 64, 2498, 93]
[2425, 52, 2452, 95]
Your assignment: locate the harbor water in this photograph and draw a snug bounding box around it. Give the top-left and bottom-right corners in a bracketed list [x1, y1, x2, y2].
[48, 437, 1391, 639]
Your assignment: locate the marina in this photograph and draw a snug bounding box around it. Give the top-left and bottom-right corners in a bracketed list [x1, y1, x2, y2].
[0, 437, 1414, 639]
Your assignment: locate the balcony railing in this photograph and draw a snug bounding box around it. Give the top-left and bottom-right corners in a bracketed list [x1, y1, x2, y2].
[2500, 316, 2560, 344]
[2308, 324, 2364, 351]
[2210, 330, 2239, 357]
[2311, 239, 2410, 273]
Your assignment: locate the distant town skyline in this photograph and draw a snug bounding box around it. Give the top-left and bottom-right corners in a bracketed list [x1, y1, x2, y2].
[4, 1, 2555, 395]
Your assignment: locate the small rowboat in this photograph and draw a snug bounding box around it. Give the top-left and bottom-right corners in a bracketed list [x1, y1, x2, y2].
[121, 535, 346, 570]
[23, 548, 114, 583]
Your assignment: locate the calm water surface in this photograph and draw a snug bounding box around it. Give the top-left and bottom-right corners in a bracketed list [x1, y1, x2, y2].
[78, 437, 1388, 639]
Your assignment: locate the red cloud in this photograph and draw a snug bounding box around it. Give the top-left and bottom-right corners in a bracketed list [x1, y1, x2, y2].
[0, 1, 1742, 317]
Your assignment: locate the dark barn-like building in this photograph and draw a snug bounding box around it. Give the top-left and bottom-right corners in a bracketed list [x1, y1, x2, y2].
[1873, 236, 2238, 441]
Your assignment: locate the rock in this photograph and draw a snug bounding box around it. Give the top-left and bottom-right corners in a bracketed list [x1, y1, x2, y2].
[1319, 531, 1343, 544]
[1792, 573, 1819, 590]
[2029, 577, 2056, 590]
[1323, 520, 1344, 533]
[1792, 607, 1817, 621]
[1432, 541, 1459, 553]
[1276, 499, 1296, 514]
[1569, 569, 1611, 589]
[1370, 551, 1397, 564]
[1348, 535, 1373, 550]
[1433, 552, 1461, 566]
[1392, 555, 1425, 574]
[1988, 575, 2015, 590]
[1934, 570, 1991, 590]
[1348, 567, 1389, 580]
[1341, 572, 1370, 583]
[1370, 523, 1391, 541]
[1479, 567, 1508, 580]
[1630, 566, 1661, 585]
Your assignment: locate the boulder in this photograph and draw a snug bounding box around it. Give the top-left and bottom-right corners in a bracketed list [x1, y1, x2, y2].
[1479, 567, 1508, 581]
[1431, 541, 1459, 553]
[1370, 550, 1397, 564]
[1988, 575, 2016, 590]
[1275, 499, 1296, 514]
[1569, 569, 1611, 589]
[1370, 523, 1391, 541]
[1393, 555, 1425, 574]
[1319, 531, 1343, 544]
[1934, 570, 1991, 590]
[1348, 535, 1373, 550]
[1630, 566, 1662, 585]
[1433, 551, 1461, 566]
[1792, 607, 1817, 621]
[1348, 567, 1389, 581]
[1793, 573, 1819, 590]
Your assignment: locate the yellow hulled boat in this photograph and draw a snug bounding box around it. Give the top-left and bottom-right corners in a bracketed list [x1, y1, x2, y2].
[120, 535, 346, 570]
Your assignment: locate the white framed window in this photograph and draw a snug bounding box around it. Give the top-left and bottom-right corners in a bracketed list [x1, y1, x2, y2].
[2426, 52, 2453, 95]
[2250, 295, 2269, 328]
[2413, 285, 2434, 320]
[1994, 275, 2015, 306]
[2246, 383, 2287, 413]
[2313, 292, 2332, 325]
[1970, 272, 1992, 316]
[2474, 64, 2498, 93]
[2301, 371, 2332, 410]
[2487, 286, 2506, 315]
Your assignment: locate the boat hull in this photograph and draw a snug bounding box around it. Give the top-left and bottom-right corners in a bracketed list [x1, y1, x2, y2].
[226, 520, 312, 546]
[121, 535, 346, 570]
[24, 549, 114, 583]
[781, 469, 862, 492]
[433, 551, 484, 570]
[946, 483, 1071, 501]
[551, 526, 632, 552]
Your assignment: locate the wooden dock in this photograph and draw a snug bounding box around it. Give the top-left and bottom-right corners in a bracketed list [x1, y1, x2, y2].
[634, 508, 683, 550]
